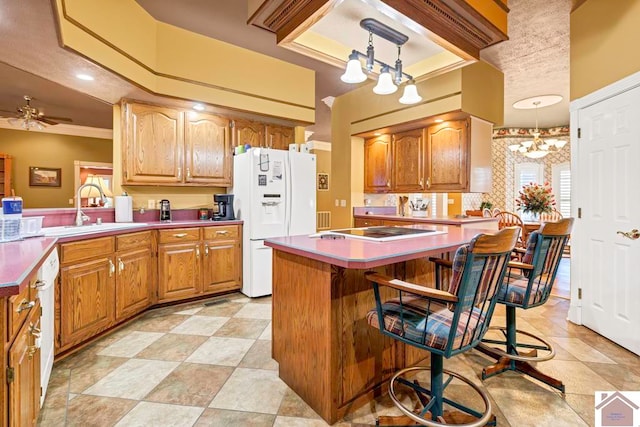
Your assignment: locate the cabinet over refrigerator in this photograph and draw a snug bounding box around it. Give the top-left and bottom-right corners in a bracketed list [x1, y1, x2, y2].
[231, 148, 316, 297]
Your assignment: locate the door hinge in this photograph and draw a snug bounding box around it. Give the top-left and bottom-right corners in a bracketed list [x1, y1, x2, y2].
[6, 367, 14, 384]
[578, 207, 582, 218]
[40, 306, 43, 316]
[577, 128, 581, 138]
[40, 386, 43, 397]
[578, 288, 582, 299]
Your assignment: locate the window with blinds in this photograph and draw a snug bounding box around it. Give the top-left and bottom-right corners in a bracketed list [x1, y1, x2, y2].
[514, 162, 544, 193]
[552, 163, 571, 218]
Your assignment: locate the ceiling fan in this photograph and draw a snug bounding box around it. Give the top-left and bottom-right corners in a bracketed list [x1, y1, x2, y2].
[0, 95, 73, 130]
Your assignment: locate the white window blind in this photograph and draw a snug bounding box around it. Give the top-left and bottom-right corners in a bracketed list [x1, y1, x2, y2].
[514, 162, 544, 194]
[552, 163, 571, 218]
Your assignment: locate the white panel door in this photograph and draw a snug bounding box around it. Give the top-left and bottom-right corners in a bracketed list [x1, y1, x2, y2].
[578, 85, 640, 355]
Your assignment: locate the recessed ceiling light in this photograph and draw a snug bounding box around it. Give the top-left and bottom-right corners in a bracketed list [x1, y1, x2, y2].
[193, 104, 205, 111]
[76, 74, 94, 81]
[434, 119, 444, 123]
[374, 132, 382, 136]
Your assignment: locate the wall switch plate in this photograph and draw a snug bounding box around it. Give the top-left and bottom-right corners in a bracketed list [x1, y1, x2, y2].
[448, 199, 454, 204]
[69, 198, 74, 205]
[340, 199, 347, 207]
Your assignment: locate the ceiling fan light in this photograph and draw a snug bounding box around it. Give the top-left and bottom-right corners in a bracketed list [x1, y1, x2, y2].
[373, 68, 397, 95]
[341, 52, 367, 84]
[399, 81, 422, 104]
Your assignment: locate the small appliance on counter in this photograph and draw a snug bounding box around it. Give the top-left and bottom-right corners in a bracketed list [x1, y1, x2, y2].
[213, 194, 235, 221]
[159, 199, 171, 222]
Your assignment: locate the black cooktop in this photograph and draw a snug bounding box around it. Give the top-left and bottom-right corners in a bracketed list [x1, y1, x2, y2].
[330, 226, 440, 241]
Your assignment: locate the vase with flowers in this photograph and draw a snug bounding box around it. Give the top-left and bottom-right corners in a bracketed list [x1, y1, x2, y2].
[515, 182, 556, 221]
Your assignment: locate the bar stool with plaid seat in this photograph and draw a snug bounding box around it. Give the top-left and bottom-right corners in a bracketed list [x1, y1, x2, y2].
[477, 218, 574, 393]
[365, 227, 520, 426]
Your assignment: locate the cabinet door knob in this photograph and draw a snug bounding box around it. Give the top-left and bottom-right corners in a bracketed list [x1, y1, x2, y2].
[196, 246, 200, 258]
[16, 299, 35, 313]
[29, 323, 41, 338]
[419, 178, 424, 188]
[186, 168, 192, 181]
[31, 279, 46, 289]
[205, 245, 209, 256]
[108, 259, 115, 277]
[118, 258, 125, 273]
[387, 180, 391, 187]
[426, 177, 431, 189]
[177, 167, 182, 181]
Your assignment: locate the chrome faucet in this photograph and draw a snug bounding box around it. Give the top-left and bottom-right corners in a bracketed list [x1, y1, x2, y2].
[75, 183, 106, 226]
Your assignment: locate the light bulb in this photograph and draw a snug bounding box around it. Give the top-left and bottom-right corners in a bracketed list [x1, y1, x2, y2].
[373, 67, 397, 95]
[340, 52, 367, 84]
[399, 81, 422, 104]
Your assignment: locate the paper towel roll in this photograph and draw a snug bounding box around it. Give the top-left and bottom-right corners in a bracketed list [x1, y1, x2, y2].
[115, 196, 133, 222]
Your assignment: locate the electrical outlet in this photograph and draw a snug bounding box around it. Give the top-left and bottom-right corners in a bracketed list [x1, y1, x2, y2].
[69, 198, 74, 205]
[148, 200, 156, 209]
[340, 199, 346, 207]
[448, 198, 454, 205]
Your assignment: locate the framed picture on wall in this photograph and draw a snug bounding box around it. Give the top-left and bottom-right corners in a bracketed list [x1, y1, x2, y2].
[29, 167, 61, 187]
[317, 173, 329, 191]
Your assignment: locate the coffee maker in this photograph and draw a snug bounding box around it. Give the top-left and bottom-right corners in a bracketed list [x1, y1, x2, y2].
[213, 194, 235, 221]
[159, 199, 171, 222]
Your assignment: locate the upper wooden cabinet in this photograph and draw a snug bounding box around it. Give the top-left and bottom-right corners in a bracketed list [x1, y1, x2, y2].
[123, 103, 184, 185]
[122, 100, 294, 187]
[122, 101, 231, 187]
[265, 124, 294, 150]
[425, 119, 468, 192]
[364, 135, 392, 193]
[0, 153, 12, 200]
[363, 116, 492, 193]
[232, 119, 264, 148]
[185, 112, 231, 186]
[392, 129, 426, 193]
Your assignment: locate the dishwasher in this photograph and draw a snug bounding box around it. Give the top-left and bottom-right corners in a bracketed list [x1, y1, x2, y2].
[36, 249, 59, 407]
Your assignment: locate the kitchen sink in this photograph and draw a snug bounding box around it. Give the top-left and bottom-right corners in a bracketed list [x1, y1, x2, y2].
[41, 222, 148, 237]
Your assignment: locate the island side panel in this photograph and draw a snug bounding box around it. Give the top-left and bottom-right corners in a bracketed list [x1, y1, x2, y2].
[272, 250, 334, 421]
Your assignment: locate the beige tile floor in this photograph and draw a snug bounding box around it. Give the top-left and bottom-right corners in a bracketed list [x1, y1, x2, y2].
[38, 290, 639, 426]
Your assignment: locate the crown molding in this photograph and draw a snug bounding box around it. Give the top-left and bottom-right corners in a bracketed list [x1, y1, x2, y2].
[0, 119, 112, 140]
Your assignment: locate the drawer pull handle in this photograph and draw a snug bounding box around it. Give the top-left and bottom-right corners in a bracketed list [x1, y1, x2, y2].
[16, 300, 35, 313]
[31, 280, 46, 289]
[28, 345, 38, 359]
[205, 245, 209, 256]
[173, 233, 188, 238]
[196, 247, 200, 258]
[186, 168, 192, 181]
[177, 167, 182, 181]
[215, 230, 229, 235]
[108, 259, 115, 277]
[118, 258, 125, 273]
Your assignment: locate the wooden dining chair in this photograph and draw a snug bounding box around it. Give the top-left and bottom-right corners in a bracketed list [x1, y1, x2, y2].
[494, 211, 526, 247]
[539, 208, 563, 223]
[491, 208, 501, 217]
[482, 208, 492, 217]
[366, 227, 520, 427]
[477, 218, 574, 393]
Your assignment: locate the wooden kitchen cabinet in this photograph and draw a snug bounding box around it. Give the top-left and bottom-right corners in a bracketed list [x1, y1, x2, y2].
[115, 232, 153, 321]
[425, 119, 469, 191]
[185, 112, 232, 186]
[364, 135, 392, 193]
[157, 228, 202, 302]
[232, 119, 264, 148]
[7, 299, 41, 427]
[59, 255, 115, 348]
[265, 124, 294, 150]
[392, 128, 425, 192]
[202, 226, 241, 294]
[122, 102, 184, 184]
[353, 218, 383, 228]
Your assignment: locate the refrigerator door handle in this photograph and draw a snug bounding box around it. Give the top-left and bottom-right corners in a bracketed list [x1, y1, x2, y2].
[285, 154, 292, 236]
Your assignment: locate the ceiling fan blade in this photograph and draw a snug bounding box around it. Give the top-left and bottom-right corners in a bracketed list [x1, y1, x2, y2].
[40, 115, 73, 123]
[36, 117, 59, 126]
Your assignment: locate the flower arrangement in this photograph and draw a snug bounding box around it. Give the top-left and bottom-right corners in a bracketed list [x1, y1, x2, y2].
[515, 182, 556, 214]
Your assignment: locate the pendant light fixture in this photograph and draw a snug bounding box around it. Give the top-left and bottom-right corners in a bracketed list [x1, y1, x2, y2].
[340, 18, 422, 105]
[508, 96, 567, 158]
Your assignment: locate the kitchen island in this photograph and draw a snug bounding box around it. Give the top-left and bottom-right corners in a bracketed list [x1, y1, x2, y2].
[264, 225, 495, 424]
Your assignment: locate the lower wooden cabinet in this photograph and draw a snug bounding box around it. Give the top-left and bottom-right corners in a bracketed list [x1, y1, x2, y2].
[353, 218, 383, 228]
[115, 248, 153, 321]
[60, 256, 115, 348]
[158, 242, 201, 302]
[202, 241, 241, 294]
[7, 299, 41, 427]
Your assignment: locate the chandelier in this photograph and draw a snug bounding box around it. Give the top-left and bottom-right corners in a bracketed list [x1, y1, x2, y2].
[340, 18, 422, 105]
[508, 100, 567, 158]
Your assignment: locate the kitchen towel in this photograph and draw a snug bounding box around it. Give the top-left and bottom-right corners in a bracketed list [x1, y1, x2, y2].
[114, 195, 133, 222]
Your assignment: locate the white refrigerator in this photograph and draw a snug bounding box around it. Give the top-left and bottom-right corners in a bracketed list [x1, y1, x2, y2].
[231, 148, 316, 297]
